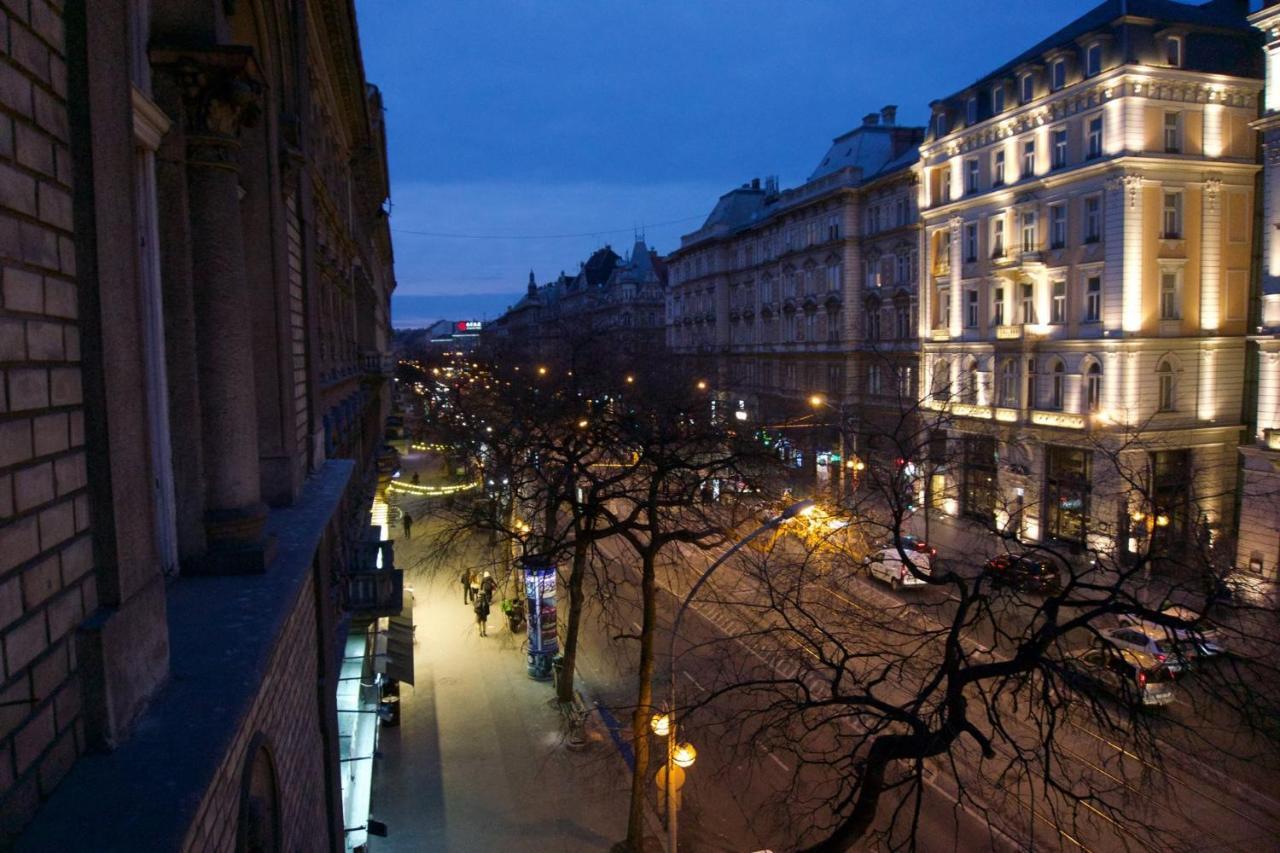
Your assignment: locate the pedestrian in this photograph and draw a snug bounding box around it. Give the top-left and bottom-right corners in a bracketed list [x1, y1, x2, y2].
[469, 571, 482, 604]
[474, 593, 491, 637]
[411, 471, 420, 485]
[460, 568, 472, 604]
[481, 571, 497, 600]
[402, 512, 413, 540]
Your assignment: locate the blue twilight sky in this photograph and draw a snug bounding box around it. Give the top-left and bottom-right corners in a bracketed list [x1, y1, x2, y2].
[352, 0, 1110, 328]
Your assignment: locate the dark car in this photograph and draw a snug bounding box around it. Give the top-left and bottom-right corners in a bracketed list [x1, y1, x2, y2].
[983, 554, 1062, 594]
[899, 535, 937, 557]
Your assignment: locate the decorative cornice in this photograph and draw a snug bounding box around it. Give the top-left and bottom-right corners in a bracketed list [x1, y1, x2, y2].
[130, 86, 171, 152]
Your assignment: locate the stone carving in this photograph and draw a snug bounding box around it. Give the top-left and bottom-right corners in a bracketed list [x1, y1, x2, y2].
[1105, 172, 1143, 209]
[1204, 177, 1221, 213]
[152, 47, 263, 170]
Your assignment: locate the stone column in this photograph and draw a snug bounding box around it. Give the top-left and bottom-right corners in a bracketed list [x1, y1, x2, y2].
[156, 48, 273, 572]
[948, 215, 963, 337]
[1200, 178, 1221, 332]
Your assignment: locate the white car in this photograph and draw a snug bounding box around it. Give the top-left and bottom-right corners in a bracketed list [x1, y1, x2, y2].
[1096, 626, 1186, 674]
[1116, 607, 1226, 660]
[864, 547, 932, 590]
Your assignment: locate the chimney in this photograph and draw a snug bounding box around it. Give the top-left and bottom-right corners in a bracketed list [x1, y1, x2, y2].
[880, 105, 897, 126]
[751, 177, 761, 190]
[862, 112, 880, 127]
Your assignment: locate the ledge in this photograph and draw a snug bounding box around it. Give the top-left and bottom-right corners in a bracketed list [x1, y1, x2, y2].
[18, 459, 356, 852]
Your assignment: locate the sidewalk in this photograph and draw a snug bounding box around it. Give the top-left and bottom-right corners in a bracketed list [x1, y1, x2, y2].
[369, 495, 636, 852]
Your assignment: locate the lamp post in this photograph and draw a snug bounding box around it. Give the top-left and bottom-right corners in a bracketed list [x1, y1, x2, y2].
[656, 498, 815, 852]
[809, 394, 851, 506]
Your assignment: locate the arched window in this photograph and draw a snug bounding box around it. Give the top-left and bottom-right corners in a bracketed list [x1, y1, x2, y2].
[1048, 358, 1065, 410]
[1157, 358, 1176, 411]
[962, 357, 979, 404]
[238, 738, 281, 853]
[1085, 361, 1102, 412]
[932, 359, 951, 400]
[1000, 359, 1018, 406]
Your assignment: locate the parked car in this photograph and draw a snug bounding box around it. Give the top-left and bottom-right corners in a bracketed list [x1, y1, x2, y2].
[1065, 647, 1178, 707]
[1116, 606, 1226, 660]
[1096, 626, 1187, 674]
[983, 554, 1061, 594]
[864, 546, 932, 590]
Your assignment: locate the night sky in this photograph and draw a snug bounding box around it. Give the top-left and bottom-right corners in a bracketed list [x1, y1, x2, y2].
[353, 0, 1110, 328]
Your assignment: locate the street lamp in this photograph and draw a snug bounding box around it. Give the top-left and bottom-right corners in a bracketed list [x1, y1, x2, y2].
[695, 380, 708, 391]
[658, 498, 814, 852]
[809, 394, 850, 506]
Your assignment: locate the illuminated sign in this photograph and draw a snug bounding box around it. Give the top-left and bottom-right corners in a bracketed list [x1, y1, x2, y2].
[455, 320, 483, 333]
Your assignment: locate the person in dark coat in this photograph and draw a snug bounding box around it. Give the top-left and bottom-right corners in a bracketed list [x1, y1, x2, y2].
[480, 571, 498, 600]
[474, 593, 491, 637]
[401, 512, 413, 539]
[461, 568, 473, 604]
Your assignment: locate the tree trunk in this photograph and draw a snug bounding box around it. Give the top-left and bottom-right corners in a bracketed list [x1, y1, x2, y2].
[625, 549, 658, 851]
[557, 536, 590, 703]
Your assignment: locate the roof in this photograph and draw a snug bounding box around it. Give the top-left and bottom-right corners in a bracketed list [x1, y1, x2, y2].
[809, 126, 906, 182]
[939, 0, 1254, 104]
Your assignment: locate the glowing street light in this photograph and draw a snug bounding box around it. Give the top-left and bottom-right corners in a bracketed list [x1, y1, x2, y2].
[626, 375, 635, 384]
[672, 743, 697, 768]
[577, 419, 589, 429]
[537, 366, 548, 376]
[695, 380, 708, 391]
[649, 712, 670, 737]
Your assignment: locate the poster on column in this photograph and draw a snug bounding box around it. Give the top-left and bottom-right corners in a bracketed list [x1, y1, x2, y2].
[524, 562, 558, 656]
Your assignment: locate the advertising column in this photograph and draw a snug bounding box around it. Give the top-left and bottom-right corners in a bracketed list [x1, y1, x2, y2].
[522, 555, 558, 679]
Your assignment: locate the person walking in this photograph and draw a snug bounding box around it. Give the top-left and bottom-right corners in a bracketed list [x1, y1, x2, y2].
[469, 570, 482, 604]
[474, 593, 491, 637]
[480, 571, 498, 601]
[401, 512, 413, 540]
[460, 568, 472, 604]
[411, 471, 420, 485]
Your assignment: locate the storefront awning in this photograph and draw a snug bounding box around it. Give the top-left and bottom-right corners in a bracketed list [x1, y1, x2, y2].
[380, 589, 415, 686]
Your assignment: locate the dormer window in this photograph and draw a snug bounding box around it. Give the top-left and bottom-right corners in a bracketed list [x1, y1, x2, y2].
[1020, 73, 1035, 104]
[1085, 43, 1102, 77]
[992, 85, 1005, 115]
[935, 112, 949, 138]
[1050, 59, 1066, 91]
[966, 96, 978, 126]
[1166, 35, 1182, 68]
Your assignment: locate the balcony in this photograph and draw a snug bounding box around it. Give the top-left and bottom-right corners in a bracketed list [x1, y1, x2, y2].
[348, 535, 403, 618]
[361, 350, 395, 376]
[1030, 410, 1086, 430]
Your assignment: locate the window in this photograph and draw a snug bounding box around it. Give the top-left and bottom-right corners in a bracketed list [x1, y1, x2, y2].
[896, 197, 908, 226]
[938, 286, 951, 327]
[992, 85, 1005, 115]
[827, 264, 842, 291]
[993, 149, 1006, 186]
[868, 363, 883, 395]
[1084, 275, 1101, 322]
[966, 289, 979, 328]
[1163, 112, 1182, 153]
[1048, 359, 1065, 410]
[1021, 73, 1035, 103]
[1166, 36, 1182, 68]
[991, 216, 1005, 258]
[1157, 359, 1176, 411]
[1044, 445, 1092, 543]
[1160, 269, 1181, 319]
[993, 286, 1006, 326]
[1020, 282, 1035, 323]
[1087, 115, 1103, 159]
[1085, 362, 1102, 412]
[1051, 279, 1066, 324]
[1052, 128, 1068, 169]
[940, 170, 952, 204]
[897, 365, 914, 396]
[932, 360, 950, 398]
[1086, 43, 1102, 76]
[1051, 58, 1066, 91]
[1084, 195, 1102, 243]
[867, 308, 882, 341]
[962, 358, 979, 404]
[1000, 360, 1018, 406]
[895, 304, 910, 338]
[1162, 191, 1182, 239]
[966, 96, 978, 126]
[1020, 210, 1036, 254]
[827, 217, 841, 241]
[939, 229, 952, 266]
[935, 112, 949, 137]
[964, 222, 978, 262]
[895, 253, 908, 284]
[1022, 140, 1036, 178]
[1049, 204, 1067, 249]
[965, 158, 980, 194]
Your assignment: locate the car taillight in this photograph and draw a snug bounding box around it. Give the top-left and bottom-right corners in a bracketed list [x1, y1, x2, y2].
[1155, 653, 1165, 662]
[1137, 671, 1147, 687]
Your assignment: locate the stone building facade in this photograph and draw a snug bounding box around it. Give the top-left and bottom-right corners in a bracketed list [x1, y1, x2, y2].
[666, 109, 923, 491]
[917, 0, 1260, 559]
[0, 0, 396, 849]
[1241, 0, 1280, 579]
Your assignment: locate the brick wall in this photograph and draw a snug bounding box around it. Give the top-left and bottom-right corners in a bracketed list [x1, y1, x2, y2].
[181, 569, 332, 852]
[0, 0, 91, 834]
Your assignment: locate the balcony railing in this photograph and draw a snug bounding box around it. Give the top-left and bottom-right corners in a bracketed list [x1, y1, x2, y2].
[348, 537, 403, 617]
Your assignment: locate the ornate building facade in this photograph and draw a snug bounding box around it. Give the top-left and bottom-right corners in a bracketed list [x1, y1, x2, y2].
[917, 0, 1260, 559]
[666, 109, 923, 488]
[1241, 0, 1280, 579]
[0, 1, 397, 849]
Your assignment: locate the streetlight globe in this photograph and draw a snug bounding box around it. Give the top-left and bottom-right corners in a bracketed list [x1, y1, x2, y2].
[649, 712, 670, 737]
[809, 394, 825, 408]
[626, 375, 635, 384]
[696, 380, 708, 391]
[537, 366, 547, 376]
[577, 419, 589, 429]
[672, 742, 697, 768]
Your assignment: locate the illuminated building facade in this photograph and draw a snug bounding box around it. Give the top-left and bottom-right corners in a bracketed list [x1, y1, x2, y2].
[1241, 0, 1280, 579]
[917, 0, 1261, 558]
[666, 109, 923, 484]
